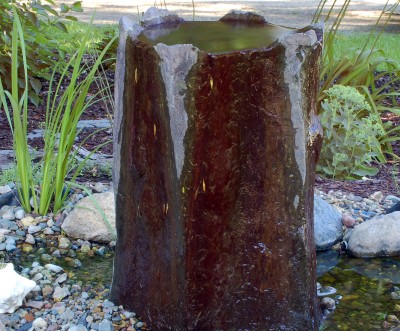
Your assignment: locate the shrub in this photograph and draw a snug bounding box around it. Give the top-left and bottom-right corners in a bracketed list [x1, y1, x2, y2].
[313, 0, 400, 161]
[318, 85, 386, 179]
[0, 0, 82, 106]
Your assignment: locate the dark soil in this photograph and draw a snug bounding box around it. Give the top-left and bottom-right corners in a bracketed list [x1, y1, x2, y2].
[0, 68, 399, 196]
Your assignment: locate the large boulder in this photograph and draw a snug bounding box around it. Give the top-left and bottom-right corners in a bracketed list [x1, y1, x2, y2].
[314, 194, 343, 250]
[348, 212, 400, 257]
[61, 192, 116, 243]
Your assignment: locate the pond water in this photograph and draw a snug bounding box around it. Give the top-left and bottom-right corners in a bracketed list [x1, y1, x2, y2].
[318, 250, 400, 330]
[10, 247, 400, 329]
[139, 21, 294, 54]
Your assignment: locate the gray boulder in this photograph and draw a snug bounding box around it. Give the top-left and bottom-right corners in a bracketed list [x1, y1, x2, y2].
[61, 192, 116, 243]
[314, 194, 342, 250]
[348, 211, 400, 257]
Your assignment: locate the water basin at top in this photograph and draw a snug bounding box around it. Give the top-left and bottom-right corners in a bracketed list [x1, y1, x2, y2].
[139, 21, 295, 54]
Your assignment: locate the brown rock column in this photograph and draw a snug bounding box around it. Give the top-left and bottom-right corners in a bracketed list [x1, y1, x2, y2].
[111, 9, 323, 331]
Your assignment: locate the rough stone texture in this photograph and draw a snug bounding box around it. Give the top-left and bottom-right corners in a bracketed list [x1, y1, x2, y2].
[112, 10, 323, 331]
[348, 212, 400, 257]
[61, 192, 116, 243]
[314, 195, 343, 250]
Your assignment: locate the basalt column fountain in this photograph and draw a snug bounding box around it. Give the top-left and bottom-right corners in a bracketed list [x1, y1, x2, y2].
[111, 8, 323, 331]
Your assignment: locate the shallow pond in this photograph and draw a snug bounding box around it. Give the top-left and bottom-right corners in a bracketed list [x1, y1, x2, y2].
[8, 246, 400, 330]
[318, 250, 400, 330]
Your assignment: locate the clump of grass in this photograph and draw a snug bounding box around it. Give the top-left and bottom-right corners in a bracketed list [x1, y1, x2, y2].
[0, 6, 116, 215]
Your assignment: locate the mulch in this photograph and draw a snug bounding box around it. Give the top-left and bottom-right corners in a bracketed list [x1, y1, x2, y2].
[0, 69, 399, 197]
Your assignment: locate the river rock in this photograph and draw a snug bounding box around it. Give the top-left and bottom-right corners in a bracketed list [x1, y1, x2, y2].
[61, 192, 116, 243]
[53, 286, 70, 302]
[0, 206, 15, 221]
[348, 211, 400, 257]
[314, 194, 343, 250]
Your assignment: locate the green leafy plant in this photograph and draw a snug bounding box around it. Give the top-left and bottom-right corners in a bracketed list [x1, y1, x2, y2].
[318, 85, 386, 179]
[313, 0, 400, 160]
[0, 6, 117, 215]
[0, 0, 82, 105]
[0, 7, 35, 212]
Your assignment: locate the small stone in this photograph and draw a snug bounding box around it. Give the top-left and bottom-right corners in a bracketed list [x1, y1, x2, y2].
[56, 273, 68, 283]
[47, 219, 54, 227]
[382, 321, 394, 329]
[32, 273, 43, 282]
[14, 209, 26, 220]
[387, 315, 400, 323]
[52, 250, 61, 258]
[342, 214, 355, 228]
[22, 243, 34, 253]
[25, 300, 44, 309]
[98, 319, 114, 331]
[40, 254, 53, 262]
[369, 191, 384, 202]
[394, 304, 400, 312]
[25, 234, 35, 245]
[122, 310, 136, 319]
[136, 321, 144, 328]
[28, 225, 42, 234]
[43, 228, 54, 235]
[96, 246, 107, 256]
[21, 216, 35, 227]
[65, 258, 82, 268]
[58, 236, 71, 249]
[0, 185, 12, 194]
[45, 264, 63, 273]
[80, 244, 91, 253]
[68, 326, 88, 331]
[59, 308, 75, 321]
[5, 243, 16, 252]
[52, 302, 66, 315]
[0, 206, 15, 221]
[42, 285, 53, 298]
[32, 317, 47, 331]
[321, 297, 336, 310]
[5, 237, 15, 245]
[317, 286, 337, 297]
[53, 286, 70, 302]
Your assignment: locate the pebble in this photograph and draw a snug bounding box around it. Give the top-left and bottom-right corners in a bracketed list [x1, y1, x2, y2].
[341, 214, 356, 227]
[53, 286, 70, 302]
[317, 286, 337, 297]
[0, 184, 12, 194]
[28, 225, 42, 234]
[58, 237, 71, 249]
[98, 319, 114, 331]
[68, 326, 88, 331]
[56, 273, 68, 284]
[0, 206, 15, 220]
[45, 264, 63, 274]
[25, 233, 35, 244]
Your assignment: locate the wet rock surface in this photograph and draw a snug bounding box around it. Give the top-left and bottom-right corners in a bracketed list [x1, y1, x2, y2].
[314, 194, 343, 250]
[112, 9, 323, 331]
[348, 211, 400, 258]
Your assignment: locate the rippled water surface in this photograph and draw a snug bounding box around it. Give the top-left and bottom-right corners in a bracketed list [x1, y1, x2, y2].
[318, 251, 400, 330]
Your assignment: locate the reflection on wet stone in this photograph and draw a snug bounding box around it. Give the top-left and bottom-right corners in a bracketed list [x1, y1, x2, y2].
[111, 8, 323, 331]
